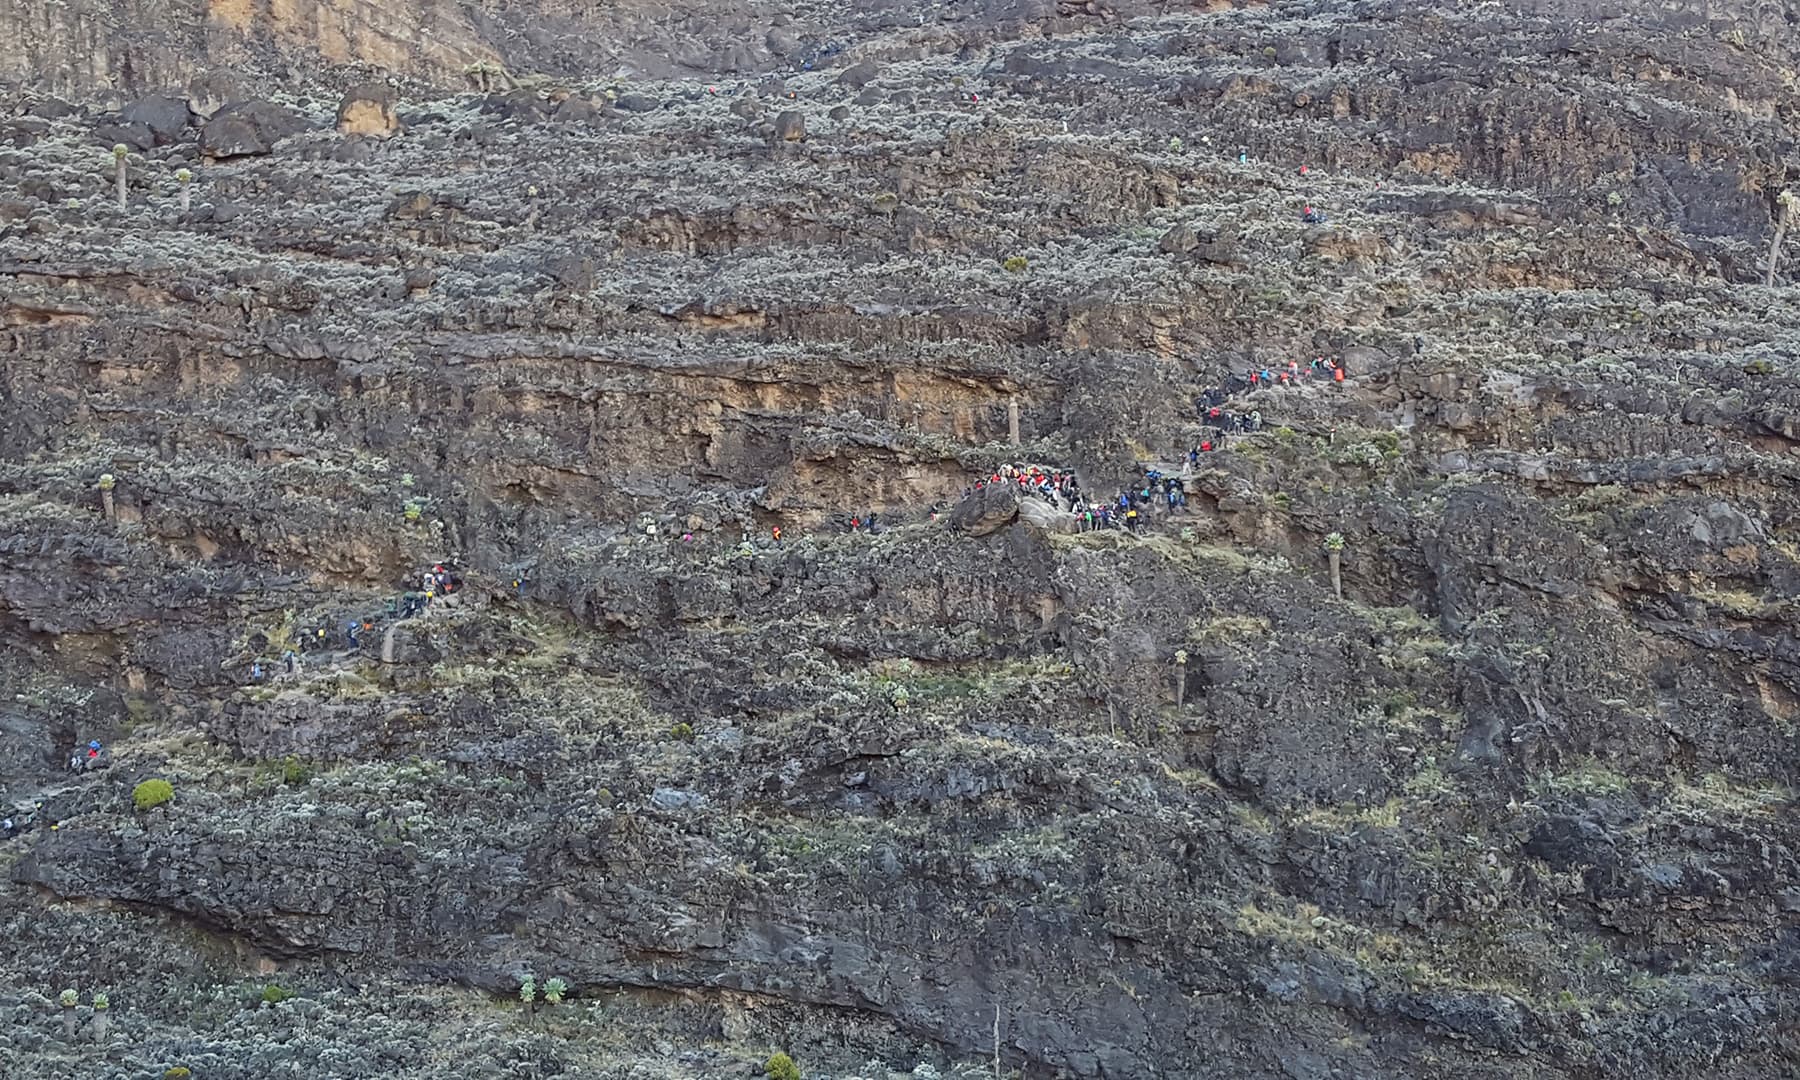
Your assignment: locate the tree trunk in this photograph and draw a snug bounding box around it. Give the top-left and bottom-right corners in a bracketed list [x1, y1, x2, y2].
[1329, 550, 1342, 599]
[101, 489, 115, 521]
[61, 1007, 76, 1041]
[1174, 660, 1187, 707]
[1764, 200, 1792, 286]
[115, 161, 127, 209]
[1007, 397, 1021, 446]
[92, 1011, 108, 1043]
[993, 1002, 1002, 1079]
[179, 186, 191, 213]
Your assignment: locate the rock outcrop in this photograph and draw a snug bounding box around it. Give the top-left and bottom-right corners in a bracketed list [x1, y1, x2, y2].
[1, 1, 1798, 1079]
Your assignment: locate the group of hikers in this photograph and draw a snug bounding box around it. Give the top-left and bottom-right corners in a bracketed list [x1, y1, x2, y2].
[1242, 355, 1346, 389]
[66, 739, 108, 774]
[964, 357, 1349, 532]
[247, 563, 467, 682]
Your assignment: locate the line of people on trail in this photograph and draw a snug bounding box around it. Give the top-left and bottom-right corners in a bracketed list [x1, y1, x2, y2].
[248, 563, 466, 682]
[960, 462, 1195, 534]
[965, 463, 1084, 507]
[1244, 355, 1346, 390]
[1076, 465, 1191, 532]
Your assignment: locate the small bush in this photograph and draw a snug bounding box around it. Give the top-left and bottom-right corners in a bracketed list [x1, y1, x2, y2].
[765, 1052, 801, 1080]
[59, 989, 78, 1007]
[133, 779, 174, 812]
[519, 975, 537, 1004]
[668, 722, 695, 742]
[92, 993, 109, 1010]
[543, 976, 567, 1004]
[1002, 256, 1028, 273]
[260, 985, 293, 1005]
[164, 1070, 192, 1080]
[280, 756, 310, 785]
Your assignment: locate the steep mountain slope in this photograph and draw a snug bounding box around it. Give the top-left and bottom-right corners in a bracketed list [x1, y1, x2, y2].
[2, 2, 1798, 1078]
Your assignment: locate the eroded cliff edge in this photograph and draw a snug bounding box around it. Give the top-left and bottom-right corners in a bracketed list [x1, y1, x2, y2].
[2, 1, 1798, 1078]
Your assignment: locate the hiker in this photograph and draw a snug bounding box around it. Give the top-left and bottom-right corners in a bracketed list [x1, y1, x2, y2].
[771, 525, 782, 544]
[345, 620, 360, 650]
[1302, 205, 1327, 224]
[283, 650, 298, 676]
[251, 659, 264, 681]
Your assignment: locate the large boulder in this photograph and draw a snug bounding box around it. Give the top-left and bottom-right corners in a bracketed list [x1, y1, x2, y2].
[552, 95, 603, 124]
[336, 82, 401, 138]
[121, 94, 193, 145]
[614, 93, 662, 114]
[1018, 497, 1077, 534]
[185, 72, 248, 120]
[949, 484, 1019, 537]
[837, 60, 880, 89]
[481, 88, 551, 123]
[773, 110, 806, 141]
[200, 100, 305, 159]
[1159, 223, 1200, 254]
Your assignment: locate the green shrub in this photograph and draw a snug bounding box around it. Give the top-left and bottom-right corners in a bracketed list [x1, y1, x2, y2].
[280, 756, 310, 786]
[133, 779, 174, 812]
[668, 722, 695, 742]
[519, 975, 537, 1004]
[164, 1070, 192, 1080]
[1002, 256, 1028, 273]
[765, 1052, 801, 1080]
[91, 993, 109, 1010]
[58, 988, 78, 1007]
[260, 985, 293, 1005]
[543, 976, 567, 1004]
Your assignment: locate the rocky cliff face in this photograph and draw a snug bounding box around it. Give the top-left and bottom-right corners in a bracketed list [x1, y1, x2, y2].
[2, 1, 1798, 1078]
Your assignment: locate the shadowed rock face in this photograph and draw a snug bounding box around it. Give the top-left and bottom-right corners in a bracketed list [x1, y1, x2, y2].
[2, 1, 1800, 1078]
